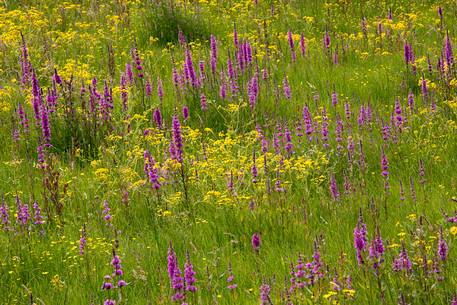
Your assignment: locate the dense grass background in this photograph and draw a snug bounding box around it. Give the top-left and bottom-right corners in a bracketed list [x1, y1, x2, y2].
[0, 0, 456, 304]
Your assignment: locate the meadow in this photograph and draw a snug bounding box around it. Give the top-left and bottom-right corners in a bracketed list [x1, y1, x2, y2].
[0, 0, 457, 304]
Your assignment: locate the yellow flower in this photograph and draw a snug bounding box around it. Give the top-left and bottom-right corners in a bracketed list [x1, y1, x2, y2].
[450, 226, 457, 235]
[323, 291, 338, 299]
[342, 289, 356, 297]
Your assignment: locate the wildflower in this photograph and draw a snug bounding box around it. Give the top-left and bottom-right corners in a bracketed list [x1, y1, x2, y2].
[381, 150, 389, 178]
[331, 90, 338, 107]
[153, 108, 163, 128]
[182, 106, 189, 121]
[0, 196, 9, 230]
[287, 30, 296, 62]
[394, 98, 403, 130]
[251, 232, 261, 253]
[185, 49, 197, 87]
[329, 174, 340, 201]
[102, 200, 112, 224]
[32, 201, 44, 225]
[144, 150, 161, 190]
[157, 76, 164, 103]
[17, 103, 29, 134]
[393, 242, 412, 273]
[145, 77, 152, 97]
[407, 91, 414, 113]
[303, 105, 313, 139]
[444, 33, 454, 68]
[41, 106, 51, 146]
[184, 252, 197, 292]
[210, 34, 218, 74]
[248, 73, 259, 110]
[20, 34, 32, 85]
[437, 227, 448, 261]
[354, 212, 367, 265]
[226, 263, 237, 290]
[324, 31, 331, 50]
[79, 224, 86, 256]
[171, 265, 185, 301]
[168, 243, 177, 280]
[283, 76, 291, 99]
[102, 275, 114, 290]
[131, 47, 144, 78]
[172, 115, 183, 163]
[37, 145, 46, 169]
[260, 283, 271, 305]
[200, 93, 207, 111]
[125, 63, 134, 83]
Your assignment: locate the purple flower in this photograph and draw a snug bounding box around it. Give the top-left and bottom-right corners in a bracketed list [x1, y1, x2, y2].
[144, 150, 161, 190]
[324, 31, 331, 50]
[438, 227, 448, 261]
[153, 108, 163, 128]
[17, 102, 29, 134]
[210, 34, 218, 74]
[288, 30, 296, 62]
[172, 115, 183, 163]
[32, 201, 44, 225]
[185, 49, 197, 87]
[102, 200, 112, 224]
[329, 174, 340, 201]
[394, 98, 403, 130]
[381, 150, 389, 178]
[260, 283, 271, 305]
[79, 224, 86, 256]
[226, 263, 237, 290]
[200, 93, 207, 111]
[393, 242, 412, 273]
[444, 33, 454, 68]
[184, 252, 197, 292]
[20, 34, 32, 85]
[283, 76, 291, 99]
[0, 196, 10, 230]
[182, 106, 189, 121]
[41, 106, 51, 146]
[157, 76, 164, 103]
[167, 243, 177, 281]
[131, 48, 144, 78]
[145, 77, 152, 97]
[248, 73, 259, 110]
[171, 266, 185, 301]
[421, 75, 428, 97]
[102, 275, 113, 290]
[302, 105, 313, 139]
[125, 63, 134, 84]
[353, 213, 367, 265]
[251, 232, 261, 252]
[331, 90, 338, 107]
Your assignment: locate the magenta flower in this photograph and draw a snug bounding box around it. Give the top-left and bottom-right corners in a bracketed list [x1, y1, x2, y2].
[393, 242, 412, 273]
[287, 30, 296, 62]
[184, 252, 197, 292]
[438, 227, 448, 261]
[251, 233, 261, 252]
[260, 283, 271, 305]
[353, 213, 367, 265]
[283, 76, 291, 99]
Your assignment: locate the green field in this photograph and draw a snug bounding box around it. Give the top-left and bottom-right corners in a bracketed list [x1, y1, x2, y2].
[0, 0, 457, 304]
